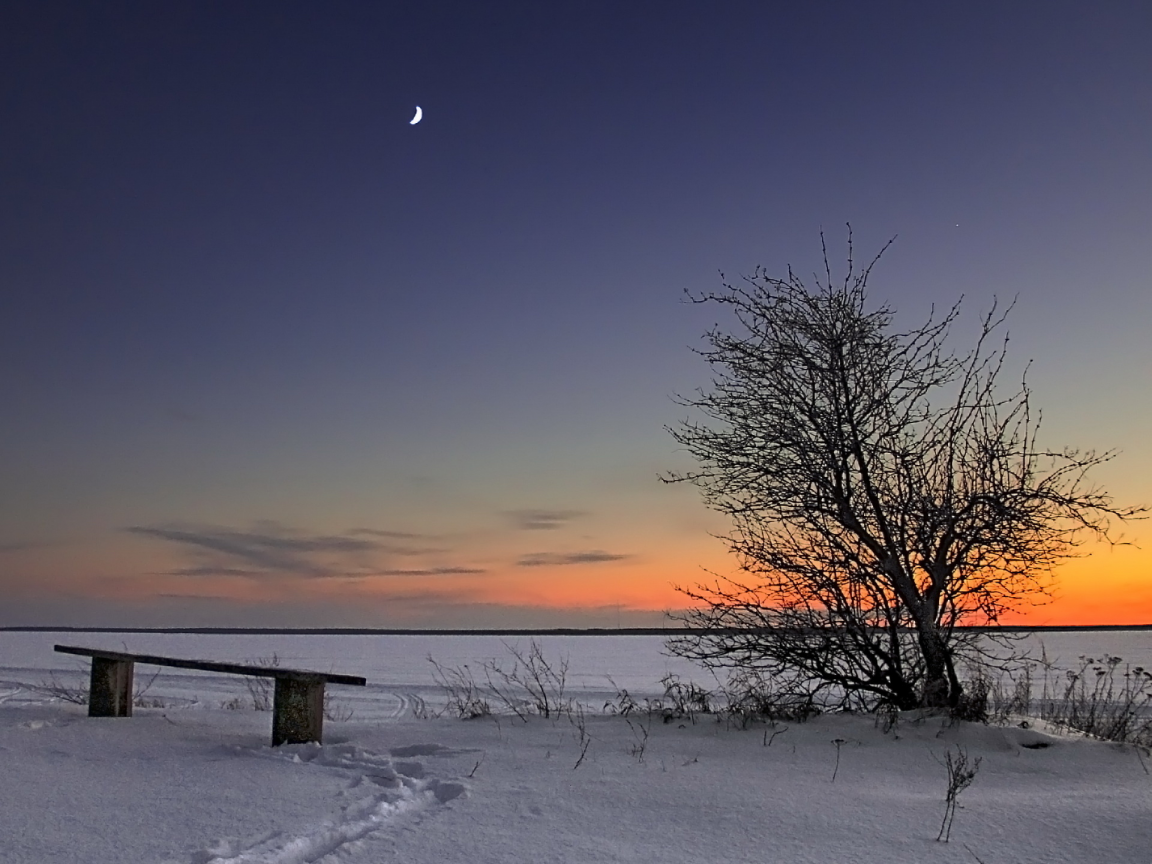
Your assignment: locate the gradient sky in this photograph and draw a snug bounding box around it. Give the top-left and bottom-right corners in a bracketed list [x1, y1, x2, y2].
[2, 1, 1150, 628]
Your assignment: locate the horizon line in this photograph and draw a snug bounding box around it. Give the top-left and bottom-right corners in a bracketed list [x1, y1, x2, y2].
[2, 623, 1150, 636]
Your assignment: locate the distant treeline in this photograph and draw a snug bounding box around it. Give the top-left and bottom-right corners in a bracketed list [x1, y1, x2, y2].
[2, 624, 1150, 635]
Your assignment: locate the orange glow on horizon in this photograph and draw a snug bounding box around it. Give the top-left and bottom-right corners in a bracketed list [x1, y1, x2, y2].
[26, 531, 1150, 627]
[1003, 541, 1152, 626]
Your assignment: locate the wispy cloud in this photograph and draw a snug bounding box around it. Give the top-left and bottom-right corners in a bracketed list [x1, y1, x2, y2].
[165, 566, 271, 578]
[126, 524, 375, 578]
[348, 528, 429, 540]
[507, 509, 585, 530]
[515, 550, 629, 567]
[126, 522, 484, 581]
[0, 541, 48, 553]
[362, 566, 486, 577]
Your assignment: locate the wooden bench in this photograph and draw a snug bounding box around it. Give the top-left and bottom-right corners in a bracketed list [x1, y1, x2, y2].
[54, 644, 367, 745]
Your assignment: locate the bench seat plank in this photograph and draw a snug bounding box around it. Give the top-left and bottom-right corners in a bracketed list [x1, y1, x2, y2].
[54, 645, 366, 686]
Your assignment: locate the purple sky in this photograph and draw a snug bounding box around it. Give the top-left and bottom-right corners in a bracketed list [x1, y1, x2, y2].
[2, 2, 1150, 628]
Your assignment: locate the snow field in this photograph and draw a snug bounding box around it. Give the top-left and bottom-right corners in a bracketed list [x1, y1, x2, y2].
[4, 694, 1150, 863]
[2, 630, 1150, 863]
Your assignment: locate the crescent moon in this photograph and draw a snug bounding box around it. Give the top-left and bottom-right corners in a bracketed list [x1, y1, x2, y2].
[410, 106, 422, 125]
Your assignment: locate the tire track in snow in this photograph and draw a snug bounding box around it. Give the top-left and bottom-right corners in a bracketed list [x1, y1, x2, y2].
[357, 688, 422, 718]
[401, 692, 427, 719]
[383, 691, 408, 719]
[187, 744, 467, 864]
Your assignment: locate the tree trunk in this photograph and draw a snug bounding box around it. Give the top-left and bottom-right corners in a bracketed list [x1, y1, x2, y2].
[916, 622, 958, 708]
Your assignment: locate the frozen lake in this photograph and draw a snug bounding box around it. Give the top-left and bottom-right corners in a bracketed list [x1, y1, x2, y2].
[1, 630, 702, 721]
[2, 628, 1149, 720]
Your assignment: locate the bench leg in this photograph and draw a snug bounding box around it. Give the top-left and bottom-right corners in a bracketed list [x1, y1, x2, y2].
[89, 657, 134, 717]
[272, 678, 324, 745]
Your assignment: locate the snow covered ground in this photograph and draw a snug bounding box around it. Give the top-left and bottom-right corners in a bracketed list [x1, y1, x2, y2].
[2, 630, 1150, 863]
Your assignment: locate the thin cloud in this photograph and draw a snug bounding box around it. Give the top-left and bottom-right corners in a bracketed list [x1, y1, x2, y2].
[126, 524, 376, 577]
[516, 550, 629, 567]
[346, 528, 448, 556]
[352, 587, 491, 607]
[507, 509, 585, 530]
[163, 566, 269, 578]
[126, 522, 484, 581]
[364, 566, 487, 577]
[348, 528, 429, 540]
[0, 541, 47, 553]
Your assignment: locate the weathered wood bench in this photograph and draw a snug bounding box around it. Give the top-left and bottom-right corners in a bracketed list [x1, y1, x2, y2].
[54, 644, 367, 745]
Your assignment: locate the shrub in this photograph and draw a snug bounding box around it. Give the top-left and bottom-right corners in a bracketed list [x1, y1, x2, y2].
[657, 674, 712, 724]
[951, 675, 990, 724]
[603, 679, 642, 717]
[482, 640, 571, 720]
[1043, 655, 1152, 747]
[429, 641, 574, 721]
[721, 668, 819, 728]
[428, 658, 490, 719]
[937, 745, 981, 842]
[963, 654, 1152, 748]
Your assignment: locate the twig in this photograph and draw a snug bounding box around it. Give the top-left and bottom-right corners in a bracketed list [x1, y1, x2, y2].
[467, 754, 484, 778]
[570, 704, 592, 769]
[830, 738, 845, 783]
[624, 714, 650, 763]
[764, 724, 788, 747]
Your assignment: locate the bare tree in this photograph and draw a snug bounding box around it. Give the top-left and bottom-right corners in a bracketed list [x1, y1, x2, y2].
[665, 229, 1143, 710]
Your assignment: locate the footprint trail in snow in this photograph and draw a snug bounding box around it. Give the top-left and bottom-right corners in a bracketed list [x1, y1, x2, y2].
[185, 743, 469, 864]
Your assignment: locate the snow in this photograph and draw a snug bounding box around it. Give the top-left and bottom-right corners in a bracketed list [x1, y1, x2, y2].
[2, 631, 1150, 863]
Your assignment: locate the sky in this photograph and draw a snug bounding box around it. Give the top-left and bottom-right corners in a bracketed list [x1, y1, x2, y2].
[1, 1, 1150, 629]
